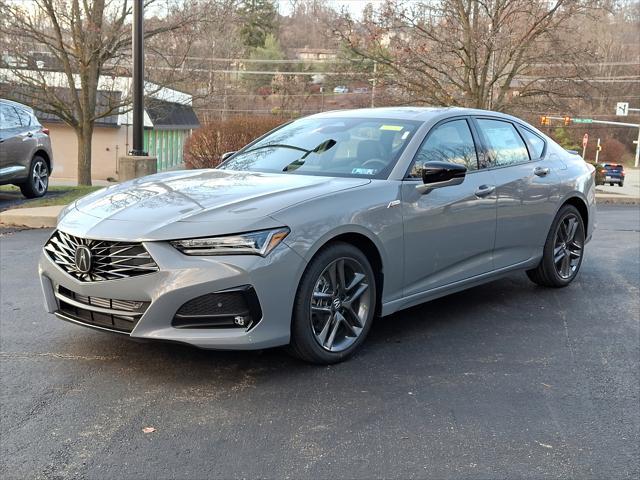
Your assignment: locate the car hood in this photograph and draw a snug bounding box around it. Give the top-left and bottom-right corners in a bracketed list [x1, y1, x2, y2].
[58, 169, 370, 241]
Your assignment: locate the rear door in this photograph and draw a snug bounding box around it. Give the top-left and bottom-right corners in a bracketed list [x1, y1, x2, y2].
[473, 117, 560, 269]
[401, 117, 497, 296]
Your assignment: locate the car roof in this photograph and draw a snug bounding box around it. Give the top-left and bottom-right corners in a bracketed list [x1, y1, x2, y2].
[307, 106, 528, 124]
[0, 98, 34, 114]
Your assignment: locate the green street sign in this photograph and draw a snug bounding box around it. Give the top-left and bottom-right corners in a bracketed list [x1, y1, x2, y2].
[573, 118, 593, 124]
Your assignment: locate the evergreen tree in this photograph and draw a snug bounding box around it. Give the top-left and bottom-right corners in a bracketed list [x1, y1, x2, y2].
[239, 0, 278, 49]
[243, 33, 285, 91]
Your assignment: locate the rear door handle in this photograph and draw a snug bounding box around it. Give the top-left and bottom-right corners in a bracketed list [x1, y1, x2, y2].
[475, 184, 496, 198]
[534, 166, 550, 177]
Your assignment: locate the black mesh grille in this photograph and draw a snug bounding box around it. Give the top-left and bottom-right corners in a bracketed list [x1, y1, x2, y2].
[172, 286, 262, 329]
[176, 292, 250, 317]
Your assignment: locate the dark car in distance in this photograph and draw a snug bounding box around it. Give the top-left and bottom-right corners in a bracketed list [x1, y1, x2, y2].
[0, 99, 53, 198]
[595, 163, 625, 187]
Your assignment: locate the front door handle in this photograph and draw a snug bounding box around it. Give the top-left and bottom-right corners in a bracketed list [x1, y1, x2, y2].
[534, 166, 550, 177]
[475, 184, 496, 198]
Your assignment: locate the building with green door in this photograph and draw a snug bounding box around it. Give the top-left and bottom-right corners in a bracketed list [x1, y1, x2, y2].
[144, 98, 200, 171]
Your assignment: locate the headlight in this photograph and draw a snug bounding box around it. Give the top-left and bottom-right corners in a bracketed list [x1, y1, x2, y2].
[170, 227, 290, 256]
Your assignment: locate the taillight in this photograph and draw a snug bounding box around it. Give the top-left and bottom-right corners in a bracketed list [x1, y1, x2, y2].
[599, 169, 606, 173]
[41, 128, 50, 135]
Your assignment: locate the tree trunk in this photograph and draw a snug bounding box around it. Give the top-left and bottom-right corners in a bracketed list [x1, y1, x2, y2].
[76, 123, 94, 186]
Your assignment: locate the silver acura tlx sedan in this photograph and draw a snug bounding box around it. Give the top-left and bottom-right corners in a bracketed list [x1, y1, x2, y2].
[39, 107, 595, 364]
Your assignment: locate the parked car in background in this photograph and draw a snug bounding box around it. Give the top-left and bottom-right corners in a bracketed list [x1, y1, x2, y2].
[0, 99, 53, 198]
[595, 163, 625, 186]
[40, 107, 595, 364]
[333, 85, 349, 94]
[353, 87, 369, 94]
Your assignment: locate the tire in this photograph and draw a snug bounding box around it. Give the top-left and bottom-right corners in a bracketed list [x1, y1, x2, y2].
[19, 155, 49, 198]
[610, 182, 614, 186]
[619, 182, 624, 187]
[288, 242, 377, 364]
[526, 204, 586, 288]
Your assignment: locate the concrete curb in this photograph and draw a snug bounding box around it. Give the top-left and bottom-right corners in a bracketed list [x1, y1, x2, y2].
[595, 195, 640, 205]
[0, 205, 63, 228]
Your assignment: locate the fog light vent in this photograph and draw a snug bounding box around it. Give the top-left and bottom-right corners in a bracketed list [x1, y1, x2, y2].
[172, 286, 262, 329]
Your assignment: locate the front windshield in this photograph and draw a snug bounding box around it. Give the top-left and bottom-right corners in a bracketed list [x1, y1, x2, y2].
[219, 117, 421, 179]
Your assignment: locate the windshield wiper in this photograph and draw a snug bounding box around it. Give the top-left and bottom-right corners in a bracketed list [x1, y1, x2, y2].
[282, 139, 337, 172]
[241, 143, 310, 156]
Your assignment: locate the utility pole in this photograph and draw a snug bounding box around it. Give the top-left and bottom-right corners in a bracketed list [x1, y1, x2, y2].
[595, 138, 601, 163]
[131, 0, 145, 155]
[119, 0, 157, 181]
[634, 128, 640, 168]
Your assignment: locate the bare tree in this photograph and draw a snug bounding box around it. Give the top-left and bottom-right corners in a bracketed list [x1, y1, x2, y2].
[0, 0, 197, 185]
[336, 0, 599, 111]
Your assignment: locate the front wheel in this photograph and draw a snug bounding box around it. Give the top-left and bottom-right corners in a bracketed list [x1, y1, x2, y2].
[526, 205, 585, 288]
[19, 156, 49, 198]
[288, 242, 376, 364]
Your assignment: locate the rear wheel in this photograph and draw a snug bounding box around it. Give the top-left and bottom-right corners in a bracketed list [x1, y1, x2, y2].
[288, 242, 376, 364]
[19, 155, 49, 198]
[526, 205, 585, 288]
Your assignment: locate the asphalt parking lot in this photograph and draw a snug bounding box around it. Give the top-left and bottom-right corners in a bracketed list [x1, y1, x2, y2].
[1, 205, 638, 479]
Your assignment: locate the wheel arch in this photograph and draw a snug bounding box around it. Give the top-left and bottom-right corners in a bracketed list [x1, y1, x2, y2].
[304, 229, 386, 317]
[34, 149, 52, 173]
[560, 195, 590, 233]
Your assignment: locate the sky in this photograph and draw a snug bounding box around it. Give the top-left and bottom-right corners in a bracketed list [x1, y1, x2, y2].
[277, 0, 386, 16]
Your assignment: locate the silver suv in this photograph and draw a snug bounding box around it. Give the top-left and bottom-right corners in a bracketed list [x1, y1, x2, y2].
[0, 99, 53, 198]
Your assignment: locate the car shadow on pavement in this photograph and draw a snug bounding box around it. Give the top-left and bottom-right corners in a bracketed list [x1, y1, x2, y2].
[46, 272, 560, 388]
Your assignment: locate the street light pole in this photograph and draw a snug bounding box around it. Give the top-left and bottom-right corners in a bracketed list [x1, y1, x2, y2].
[131, 0, 146, 156]
[119, 0, 155, 181]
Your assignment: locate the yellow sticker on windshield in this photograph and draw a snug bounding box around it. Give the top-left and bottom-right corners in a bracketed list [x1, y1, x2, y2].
[380, 125, 404, 131]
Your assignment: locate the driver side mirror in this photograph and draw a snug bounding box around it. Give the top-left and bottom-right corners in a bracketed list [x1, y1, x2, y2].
[416, 161, 467, 194]
[220, 151, 236, 162]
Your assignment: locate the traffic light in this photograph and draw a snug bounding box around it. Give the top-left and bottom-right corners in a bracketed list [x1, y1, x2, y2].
[540, 115, 550, 126]
[563, 116, 571, 126]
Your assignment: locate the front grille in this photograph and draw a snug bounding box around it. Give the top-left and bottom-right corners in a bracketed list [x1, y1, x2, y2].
[172, 286, 262, 329]
[44, 230, 159, 282]
[55, 285, 149, 333]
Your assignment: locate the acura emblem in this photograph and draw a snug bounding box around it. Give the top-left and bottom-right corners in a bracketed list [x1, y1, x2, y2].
[74, 245, 92, 274]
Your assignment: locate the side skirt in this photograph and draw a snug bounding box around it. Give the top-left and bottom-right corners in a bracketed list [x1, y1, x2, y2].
[380, 256, 541, 317]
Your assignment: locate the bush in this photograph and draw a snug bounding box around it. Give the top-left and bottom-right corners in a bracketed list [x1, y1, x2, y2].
[184, 116, 286, 169]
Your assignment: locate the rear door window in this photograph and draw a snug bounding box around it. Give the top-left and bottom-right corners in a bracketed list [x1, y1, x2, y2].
[476, 118, 530, 167]
[520, 128, 545, 159]
[15, 108, 32, 127]
[0, 105, 21, 130]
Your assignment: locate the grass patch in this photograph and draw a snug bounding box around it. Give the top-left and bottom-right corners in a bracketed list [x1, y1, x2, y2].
[0, 185, 103, 208]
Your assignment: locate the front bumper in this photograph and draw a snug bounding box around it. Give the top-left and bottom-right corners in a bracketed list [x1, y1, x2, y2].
[39, 239, 307, 350]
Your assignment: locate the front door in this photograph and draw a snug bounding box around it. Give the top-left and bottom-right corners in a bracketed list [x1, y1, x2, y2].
[401, 118, 497, 297]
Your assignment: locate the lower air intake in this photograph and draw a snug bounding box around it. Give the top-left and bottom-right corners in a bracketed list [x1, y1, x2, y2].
[172, 285, 262, 329]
